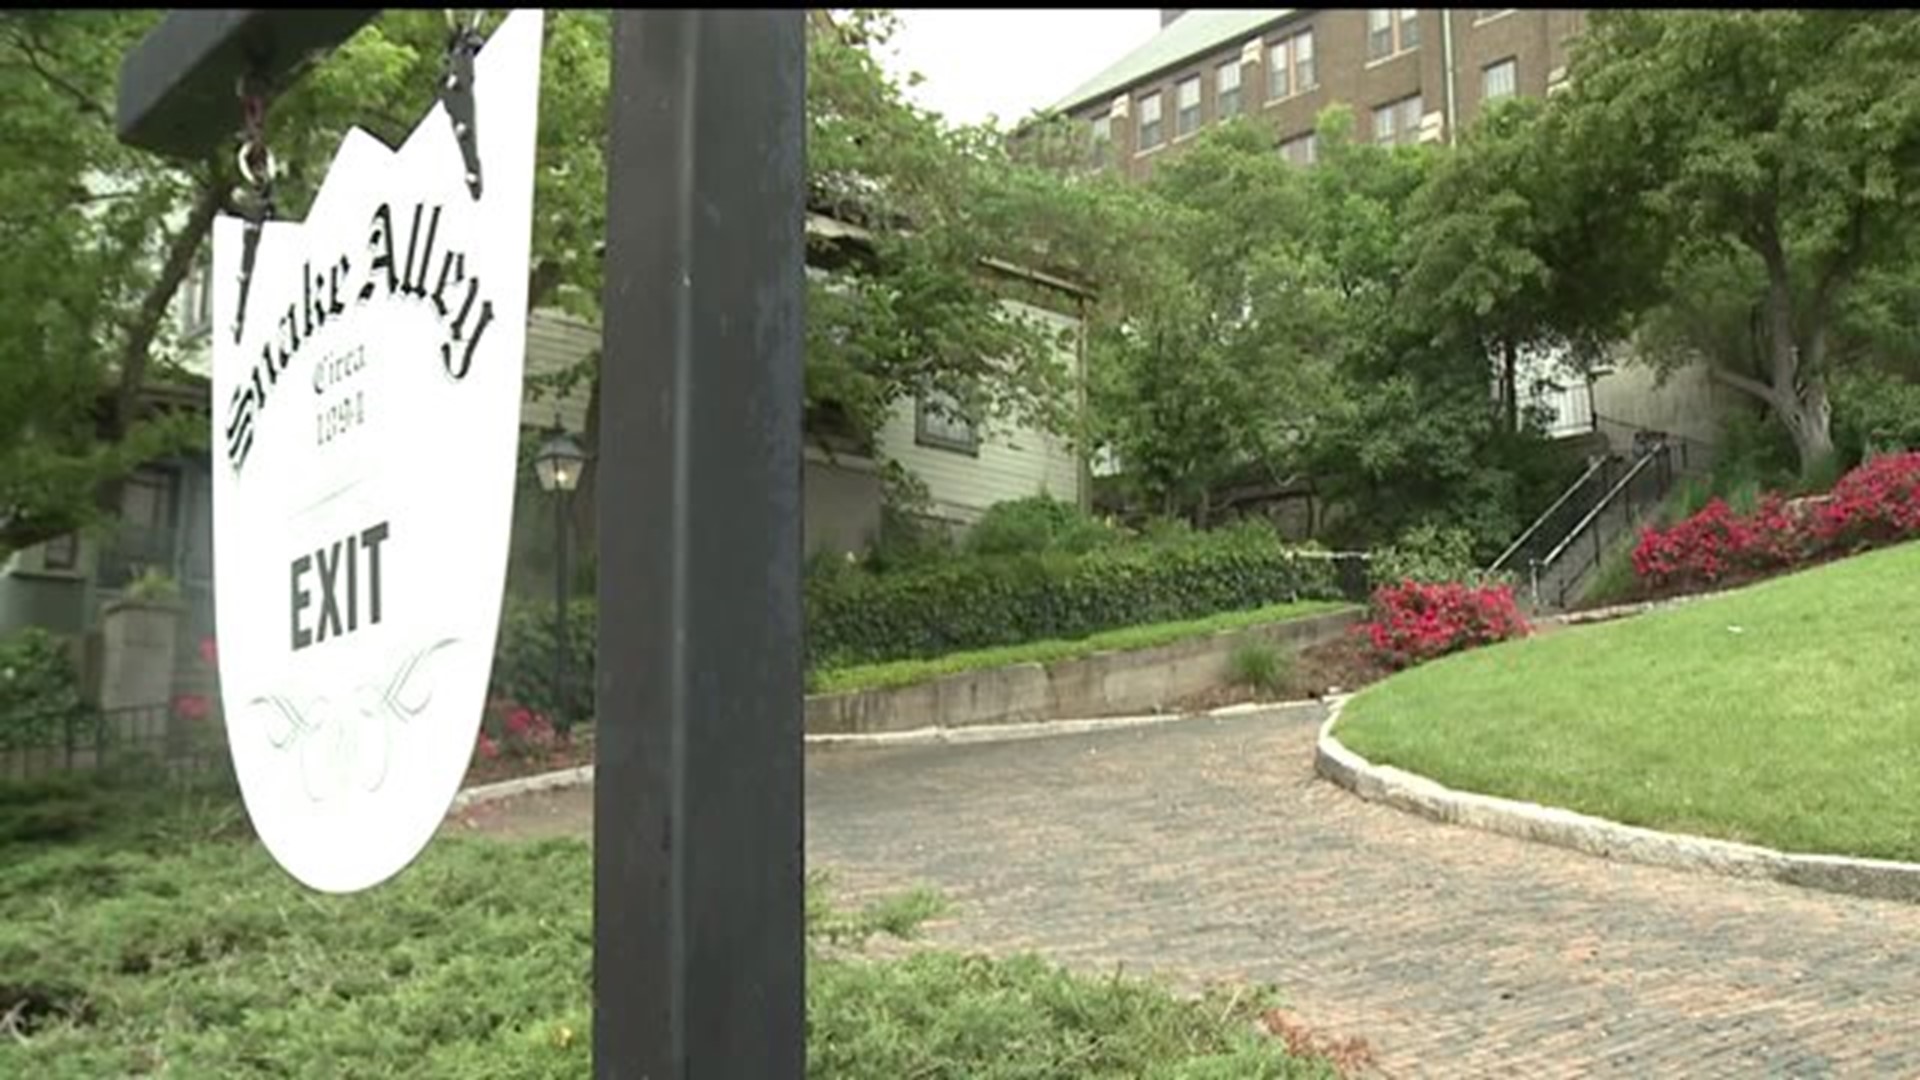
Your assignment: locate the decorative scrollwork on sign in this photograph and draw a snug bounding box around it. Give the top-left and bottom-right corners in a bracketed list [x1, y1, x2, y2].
[248, 638, 461, 803]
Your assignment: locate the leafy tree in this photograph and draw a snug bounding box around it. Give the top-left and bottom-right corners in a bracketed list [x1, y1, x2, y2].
[1551, 10, 1920, 474]
[0, 10, 609, 557]
[0, 9, 1101, 564]
[1088, 120, 1343, 525]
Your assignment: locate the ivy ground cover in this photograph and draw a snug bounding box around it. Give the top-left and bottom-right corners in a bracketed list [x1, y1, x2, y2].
[1336, 540, 1920, 862]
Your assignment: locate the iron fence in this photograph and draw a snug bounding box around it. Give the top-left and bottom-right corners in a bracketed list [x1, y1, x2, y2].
[0, 701, 229, 784]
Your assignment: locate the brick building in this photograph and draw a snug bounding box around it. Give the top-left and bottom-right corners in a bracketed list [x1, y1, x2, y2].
[1059, 9, 1590, 178]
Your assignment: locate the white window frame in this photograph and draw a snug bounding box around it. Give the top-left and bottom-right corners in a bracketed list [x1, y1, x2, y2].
[1279, 131, 1318, 166]
[1137, 91, 1164, 152]
[1367, 8, 1420, 62]
[915, 389, 979, 455]
[1175, 74, 1202, 138]
[1372, 94, 1423, 146]
[1266, 28, 1317, 102]
[1215, 59, 1242, 119]
[1483, 57, 1518, 102]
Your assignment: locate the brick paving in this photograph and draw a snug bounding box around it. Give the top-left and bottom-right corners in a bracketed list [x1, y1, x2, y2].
[456, 705, 1920, 1078]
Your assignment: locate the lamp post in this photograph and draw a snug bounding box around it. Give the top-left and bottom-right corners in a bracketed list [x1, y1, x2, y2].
[533, 422, 587, 732]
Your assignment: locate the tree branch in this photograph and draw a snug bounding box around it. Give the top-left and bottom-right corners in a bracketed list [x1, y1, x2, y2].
[112, 179, 223, 437]
[1707, 365, 1782, 407]
[3, 28, 112, 129]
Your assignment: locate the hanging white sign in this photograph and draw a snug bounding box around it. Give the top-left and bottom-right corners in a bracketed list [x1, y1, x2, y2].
[209, 9, 546, 893]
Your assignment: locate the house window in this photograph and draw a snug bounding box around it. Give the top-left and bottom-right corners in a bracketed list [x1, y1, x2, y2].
[1279, 131, 1319, 166]
[1175, 75, 1202, 138]
[1483, 57, 1517, 102]
[1372, 94, 1423, 146]
[1367, 9, 1420, 61]
[1216, 60, 1242, 119]
[41, 533, 78, 572]
[178, 260, 212, 341]
[1137, 91, 1164, 151]
[916, 390, 979, 454]
[1266, 29, 1316, 100]
[1090, 113, 1112, 168]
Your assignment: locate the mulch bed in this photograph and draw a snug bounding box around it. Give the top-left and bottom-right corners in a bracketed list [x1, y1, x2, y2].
[460, 728, 595, 788]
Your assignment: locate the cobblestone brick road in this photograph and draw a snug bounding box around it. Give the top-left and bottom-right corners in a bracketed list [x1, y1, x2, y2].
[459, 705, 1920, 1077]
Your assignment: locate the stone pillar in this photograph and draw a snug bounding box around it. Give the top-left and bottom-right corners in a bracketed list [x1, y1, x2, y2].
[98, 597, 182, 752]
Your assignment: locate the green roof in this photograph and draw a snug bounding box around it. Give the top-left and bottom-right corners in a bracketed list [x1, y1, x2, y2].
[1050, 9, 1295, 115]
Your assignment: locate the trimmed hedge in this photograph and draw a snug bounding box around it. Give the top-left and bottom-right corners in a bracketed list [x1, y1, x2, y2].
[807, 525, 1342, 668]
[491, 526, 1346, 718]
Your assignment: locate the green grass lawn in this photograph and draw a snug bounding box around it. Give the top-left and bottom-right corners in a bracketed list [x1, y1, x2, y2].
[0, 776, 1331, 1079]
[1337, 541, 1920, 862]
[812, 599, 1352, 695]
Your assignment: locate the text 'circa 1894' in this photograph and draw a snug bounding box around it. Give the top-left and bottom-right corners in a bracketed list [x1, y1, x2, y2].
[223, 200, 498, 473]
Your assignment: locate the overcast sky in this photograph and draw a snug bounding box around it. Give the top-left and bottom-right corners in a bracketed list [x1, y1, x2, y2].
[879, 9, 1162, 129]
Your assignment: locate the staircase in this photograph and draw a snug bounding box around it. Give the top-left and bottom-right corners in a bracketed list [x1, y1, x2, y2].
[1489, 432, 1707, 612]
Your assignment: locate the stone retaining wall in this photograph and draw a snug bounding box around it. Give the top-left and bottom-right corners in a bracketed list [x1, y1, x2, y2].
[805, 607, 1361, 736]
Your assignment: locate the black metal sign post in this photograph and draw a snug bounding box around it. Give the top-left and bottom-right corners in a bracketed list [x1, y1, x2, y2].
[596, 10, 806, 1078]
[116, 10, 806, 1079]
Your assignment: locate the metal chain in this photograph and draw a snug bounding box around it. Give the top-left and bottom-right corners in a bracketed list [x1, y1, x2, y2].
[441, 11, 487, 199]
[232, 78, 277, 344]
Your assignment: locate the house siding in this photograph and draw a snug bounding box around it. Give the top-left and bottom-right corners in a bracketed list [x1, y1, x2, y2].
[877, 299, 1085, 525]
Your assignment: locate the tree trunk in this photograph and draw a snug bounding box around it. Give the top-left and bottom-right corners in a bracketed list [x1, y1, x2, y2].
[1776, 377, 1835, 474]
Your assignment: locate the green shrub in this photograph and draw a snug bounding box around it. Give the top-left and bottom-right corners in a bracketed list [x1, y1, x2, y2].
[862, 462, 954, 573]
[806, 522, 1341, 669]
[490, 600, 595, 723]
[494, 526, 1345, 693]
[0, 628, 90, 752]
[1368, 524, 1494, 588]
[1227, 642, 1290, 694]
[965, 496, 1117, 558]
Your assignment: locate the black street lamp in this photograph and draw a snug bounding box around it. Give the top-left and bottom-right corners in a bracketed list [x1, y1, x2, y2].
[533, 420, 588, 732]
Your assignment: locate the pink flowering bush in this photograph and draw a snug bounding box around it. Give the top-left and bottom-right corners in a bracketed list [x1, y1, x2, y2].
[1633, 452, 1920, 593]
[1806, 451, 1920, 551]
[1357, 580, 1530, 670]
[474, 695, 564, 763]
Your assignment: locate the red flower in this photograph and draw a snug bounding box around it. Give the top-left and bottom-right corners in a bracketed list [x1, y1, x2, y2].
[199, 636, 219, 668]
[477, 732, 501, 760]
[172, 693, 212, 722]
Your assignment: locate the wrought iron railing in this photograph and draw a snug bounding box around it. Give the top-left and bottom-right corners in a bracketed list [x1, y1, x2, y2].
[1489, 453, 1621, 578]
[1527, 441, 1677, 610]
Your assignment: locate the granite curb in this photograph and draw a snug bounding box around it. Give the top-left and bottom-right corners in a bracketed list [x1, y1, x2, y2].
[1315, 696, 1920, 904]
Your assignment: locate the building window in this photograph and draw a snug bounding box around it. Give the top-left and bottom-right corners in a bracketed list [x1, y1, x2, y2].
[1279, 131, 1318, 166]
[1266, 28, 1316, 100]
[1367, 8, 1420, 61]
[1090, 113, 1112, 168]
[916, 391, 978, 455]
[1138, 91, 1164, 151]
[1372, 93, 1423, 146]
[178, 259, 212, 341]
[41, 533, 78, 572]
[1483, 57, 1518, 102]
[1175, 74, 1202, 138]
[1216, 60, 1242, 119]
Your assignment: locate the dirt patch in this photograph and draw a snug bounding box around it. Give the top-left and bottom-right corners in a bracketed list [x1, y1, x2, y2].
[1262, 1007, 1379, 1078]
[1162, 634, 1397, 715]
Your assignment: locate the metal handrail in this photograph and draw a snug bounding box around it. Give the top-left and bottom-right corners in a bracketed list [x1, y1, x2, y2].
[1538, 444, 1666, 571]
[1488, 454, 1612, 574]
